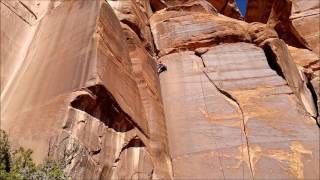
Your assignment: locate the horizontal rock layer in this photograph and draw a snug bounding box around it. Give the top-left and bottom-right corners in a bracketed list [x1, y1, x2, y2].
[150, 9, 249, 56]
[150, 0, 242, 19]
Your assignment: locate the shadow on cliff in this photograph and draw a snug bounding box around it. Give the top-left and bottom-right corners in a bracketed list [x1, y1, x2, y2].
[70, 85, 136, 133]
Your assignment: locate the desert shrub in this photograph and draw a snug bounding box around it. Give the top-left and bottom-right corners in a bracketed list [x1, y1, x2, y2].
[0, 130, 65, 180]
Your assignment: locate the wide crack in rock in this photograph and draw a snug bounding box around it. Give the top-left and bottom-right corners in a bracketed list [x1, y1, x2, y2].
[203, 70, 255, 179]
[263, 39, 318, 119]
[159, 43, 319, 179]
[198, 53, 255, 180]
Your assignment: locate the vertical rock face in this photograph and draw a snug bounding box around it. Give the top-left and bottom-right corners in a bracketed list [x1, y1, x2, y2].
[246, 0, 320, 53]
[1, 0, 171, 179]
[160, 43, 319, 179]
[246, 0, 320, 120]
[0, 0, 60, 92]
[1, 0, 319, 180]
[289, 0, 320, 53]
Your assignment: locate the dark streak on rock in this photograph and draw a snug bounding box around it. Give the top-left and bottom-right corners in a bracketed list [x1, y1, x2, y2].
[0, 1, 33, 25]
[91, 149, 101, 155]
[263, 44, 285, 79]
[18, 0, 38, 20]
[121, 19, 144, 41]
[112, 137, 145, 168]
[221, 0, 229, 14]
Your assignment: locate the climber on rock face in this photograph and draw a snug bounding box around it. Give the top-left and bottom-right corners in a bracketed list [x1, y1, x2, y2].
[157, 62, 167, 74]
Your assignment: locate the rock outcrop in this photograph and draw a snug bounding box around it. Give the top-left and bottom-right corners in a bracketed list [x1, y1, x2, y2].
[150, 8, 250, 56]
[246, 0, 320, 53]
[246, 0, 320, 121]
[263, 39, 317, 117]
[289, 0, 320, 53]
[1, 0, 319, 179]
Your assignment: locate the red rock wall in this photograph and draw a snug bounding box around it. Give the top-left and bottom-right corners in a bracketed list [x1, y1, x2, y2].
[151, 1, 319, 179]
[1, 0, 319, 179]
[1, 0, 171, 179]
[246, 0, 320, 122]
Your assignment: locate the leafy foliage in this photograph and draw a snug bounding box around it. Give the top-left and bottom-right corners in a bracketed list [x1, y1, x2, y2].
[32, 159, 65, 180]
[0, 130, 66, 180]
[0, 130, 11, 172]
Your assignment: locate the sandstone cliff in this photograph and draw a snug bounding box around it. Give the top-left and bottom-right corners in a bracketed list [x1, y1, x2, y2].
[1, 0, 319, 179]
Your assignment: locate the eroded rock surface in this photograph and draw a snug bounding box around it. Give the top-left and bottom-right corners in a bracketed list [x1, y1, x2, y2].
[246, 0, 320, 121]
[1, 0, 319, 179]
[289, 2, 320, 53]
[150, 0, 242, 19]
[160, 43, 319, 179]
[263, 39, 317, 117]
[246, 0, 320, 53]
[1, 0, 171, 179]
[150, 8, 250, 56]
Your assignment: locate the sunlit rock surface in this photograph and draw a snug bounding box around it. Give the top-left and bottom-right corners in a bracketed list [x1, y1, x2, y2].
[289, 1, 320, 53]
[246, 0, 320, 121]
[246, 0, 320, 53]
[1, 0, 171, 179]
[149, 0, 242, 19]
[150, 9, 250, 56]
[160, 43, 319, 179]
[1, 0, 319, 179]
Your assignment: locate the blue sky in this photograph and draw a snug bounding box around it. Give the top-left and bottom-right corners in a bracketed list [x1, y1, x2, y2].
[235, 0, 247, 15]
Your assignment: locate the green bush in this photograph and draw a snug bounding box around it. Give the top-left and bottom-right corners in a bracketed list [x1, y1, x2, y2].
[0, 130, 11, 172]
[0, 130, 66, 180]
